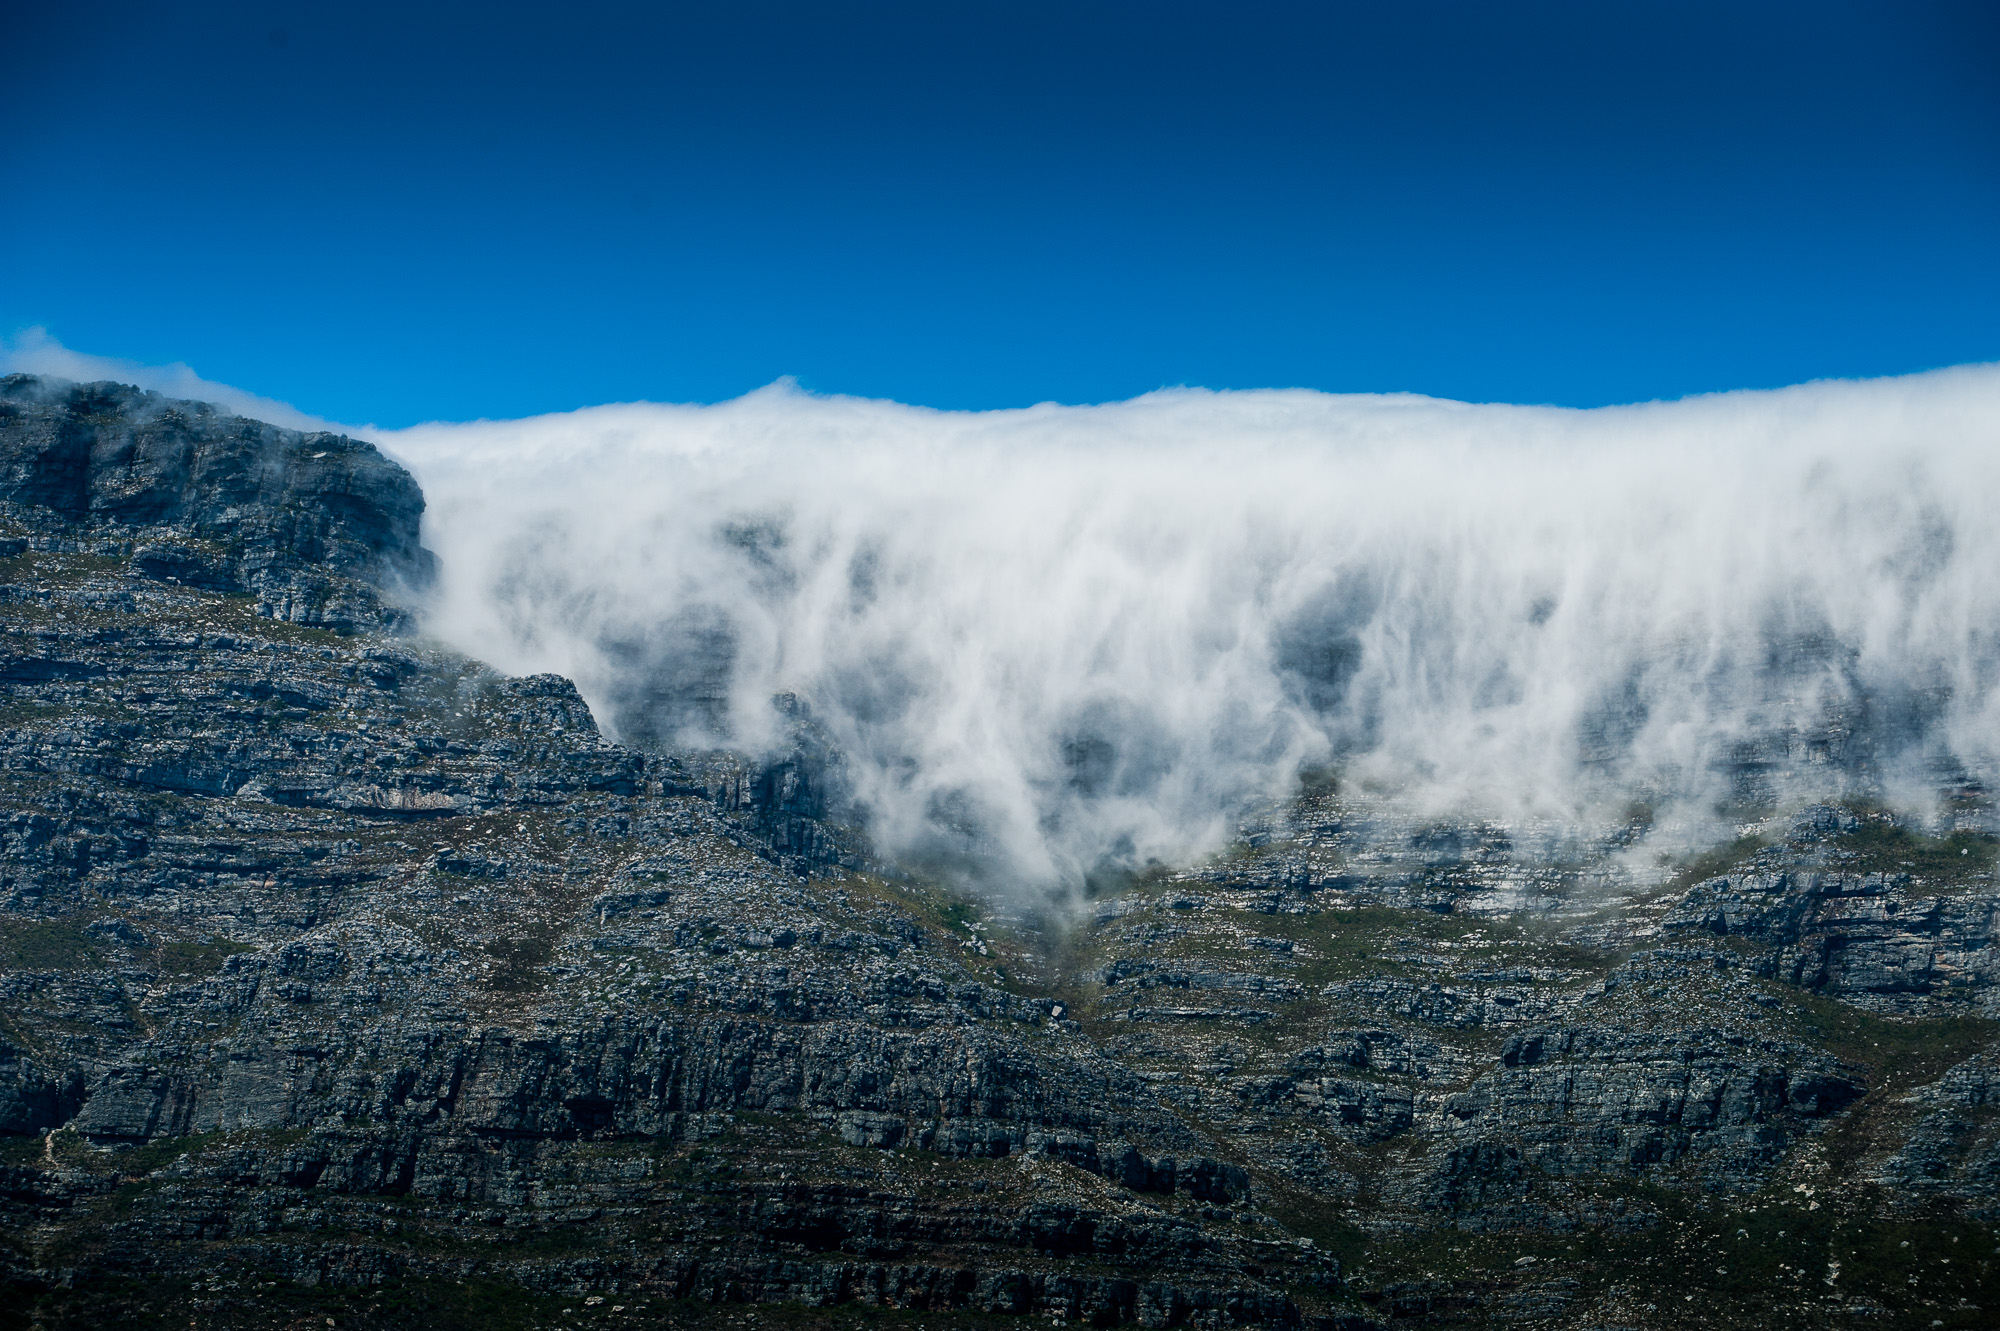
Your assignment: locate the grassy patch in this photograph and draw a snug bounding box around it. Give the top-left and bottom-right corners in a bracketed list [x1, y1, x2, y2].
[0, 1133, 48, 1165]
[1767, 987, 1997, 1088]
[1834, 819, 1998, 886]
[0, 920, 103, 971]
[1661, 833, 1772, 894]
[154, 937, 256, 979]
[1258, 1187, 1373, 1271]
[824, 869, 1031, 988]
[483, 927, 562, 993]
[1242, 904, 1612, 986]
[0, 698, 64, 727]
[1755, 986, 2000, 1172]
[108, 1132, 225, 1175]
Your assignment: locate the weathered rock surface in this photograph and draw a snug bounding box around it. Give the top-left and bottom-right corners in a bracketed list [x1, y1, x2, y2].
[0, 378, 1996, 1330]
[0, 374, 433, 632]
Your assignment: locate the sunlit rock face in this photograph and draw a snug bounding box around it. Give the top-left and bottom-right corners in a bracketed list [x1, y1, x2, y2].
[2, 376, 1998, 1329]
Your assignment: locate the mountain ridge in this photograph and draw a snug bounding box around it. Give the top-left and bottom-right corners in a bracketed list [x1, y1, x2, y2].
[0, 376, 1995, 1330]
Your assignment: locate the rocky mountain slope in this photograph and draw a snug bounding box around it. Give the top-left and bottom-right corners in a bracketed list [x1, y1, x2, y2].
[1, 373, 1996, 1330]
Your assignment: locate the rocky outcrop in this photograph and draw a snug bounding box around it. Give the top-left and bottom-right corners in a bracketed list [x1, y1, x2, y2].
[0, 374, 433, 631]
[1662, 866, 2000, 1014]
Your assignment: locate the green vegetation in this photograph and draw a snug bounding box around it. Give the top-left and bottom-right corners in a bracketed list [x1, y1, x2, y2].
[0, 1133, 48, 1165]
[0, 920, 103, 971]
[483, 927, 561, 993]
[1835, 818, 1998, 885]
[1082, 901, 1616, 988]
[1332, 1191, 1998, 1331]
[154, 936, 256, 978]
[0, 699, 63, 727]
[1760, 987, 2000, 1170]
[825, 869, 1028, 989]
[110, 1131, 225, 1174]
[24, 1128, 231, 1180]
[1257, 1185, 1372, 1270]
[11, 1194, 1988, 1331]
[1771, 989, 1999, 1086]
[1, 552, 132, 581]
[1661, 833, 1771, 894]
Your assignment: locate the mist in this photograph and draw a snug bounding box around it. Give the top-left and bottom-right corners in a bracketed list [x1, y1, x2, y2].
[366, 365, 2000, 891]
[0, 328, 339, 434]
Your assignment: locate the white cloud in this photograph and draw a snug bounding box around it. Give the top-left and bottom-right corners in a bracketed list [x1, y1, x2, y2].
[373, 362, 2000, 891]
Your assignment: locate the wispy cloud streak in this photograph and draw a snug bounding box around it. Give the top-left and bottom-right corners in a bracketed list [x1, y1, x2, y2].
[0, 329, 340, 434]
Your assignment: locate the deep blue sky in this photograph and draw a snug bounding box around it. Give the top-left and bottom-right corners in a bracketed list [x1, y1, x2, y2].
[6, 1, 1998, 425]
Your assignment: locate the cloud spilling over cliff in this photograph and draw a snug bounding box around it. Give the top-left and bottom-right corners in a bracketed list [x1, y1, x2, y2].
[372, 366, 2000, 888]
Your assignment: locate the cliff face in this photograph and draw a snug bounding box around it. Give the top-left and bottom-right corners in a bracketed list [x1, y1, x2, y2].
[0, 377, 1995, 1331]
[0, 375, 433, 632]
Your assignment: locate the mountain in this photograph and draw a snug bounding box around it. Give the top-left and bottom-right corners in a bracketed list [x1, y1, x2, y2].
[1, 373, 1995, 1330]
